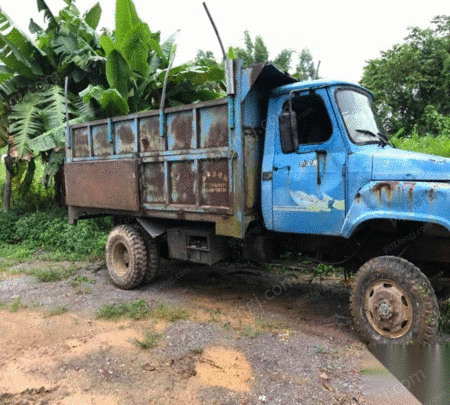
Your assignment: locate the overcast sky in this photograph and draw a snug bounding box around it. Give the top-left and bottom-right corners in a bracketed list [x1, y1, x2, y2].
[2, 0, 449, 83]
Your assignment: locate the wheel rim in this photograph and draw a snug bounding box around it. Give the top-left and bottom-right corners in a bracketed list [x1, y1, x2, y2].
[111, 240, 130, 277]
[364, 279, 413, 339]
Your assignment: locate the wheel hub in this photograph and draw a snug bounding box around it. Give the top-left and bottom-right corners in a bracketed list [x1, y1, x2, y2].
[377, 300, 393, 319]
[364, 279, 413, 339]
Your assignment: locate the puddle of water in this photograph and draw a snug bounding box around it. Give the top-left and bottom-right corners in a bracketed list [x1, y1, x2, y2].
[368, 344, 450, 405]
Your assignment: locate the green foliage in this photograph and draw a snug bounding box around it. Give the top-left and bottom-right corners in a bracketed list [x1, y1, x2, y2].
[232, 31, 293, 72]
[0, 207, 112, 258]
[229, 31, 317, 78]
[294, 48, 316, 81]
[95, 299, 152, 320]
[153, 303, 190, 321]
[8, 296, 25, 312]
[44, 305, 68, 317]
[27, 265, 76, 282]
[361, 15, 450, 135]
[391, 131, 450, 158]
[133, 332, 161, 350]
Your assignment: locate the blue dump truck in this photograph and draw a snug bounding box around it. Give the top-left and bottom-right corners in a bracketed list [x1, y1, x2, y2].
[65, 60, 449, 344]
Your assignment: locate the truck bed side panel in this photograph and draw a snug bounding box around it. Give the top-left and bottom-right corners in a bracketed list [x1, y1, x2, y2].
[65, 160, 140, 211]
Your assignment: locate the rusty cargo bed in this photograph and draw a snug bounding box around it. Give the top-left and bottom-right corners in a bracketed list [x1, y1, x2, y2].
[64, 62, 295, 238]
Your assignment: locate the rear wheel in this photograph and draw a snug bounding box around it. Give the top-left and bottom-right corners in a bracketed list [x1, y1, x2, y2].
[350, 256, 439, 344]
[132, 224, 161, 284]
[105, 225, 147, 289]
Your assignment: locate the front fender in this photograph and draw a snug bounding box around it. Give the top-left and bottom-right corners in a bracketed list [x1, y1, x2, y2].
[341, 181, 450, 238]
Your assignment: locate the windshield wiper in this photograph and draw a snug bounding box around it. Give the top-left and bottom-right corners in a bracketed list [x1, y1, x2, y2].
[355, 129, 390, 147]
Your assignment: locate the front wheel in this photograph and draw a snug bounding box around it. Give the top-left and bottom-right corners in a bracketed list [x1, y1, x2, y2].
[350, 256, 439, 344]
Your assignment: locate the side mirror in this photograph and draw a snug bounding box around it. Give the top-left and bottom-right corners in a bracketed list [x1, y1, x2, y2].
[279, 110, 299, 154]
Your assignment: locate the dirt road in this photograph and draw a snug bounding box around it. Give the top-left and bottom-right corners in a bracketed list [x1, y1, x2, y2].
[0, 258, 370, 404]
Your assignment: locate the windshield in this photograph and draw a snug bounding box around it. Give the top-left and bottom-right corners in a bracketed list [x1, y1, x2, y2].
[336, 89, 385, 144]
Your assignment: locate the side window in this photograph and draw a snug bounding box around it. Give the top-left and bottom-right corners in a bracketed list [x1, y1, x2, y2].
[283, 94, 333, 146]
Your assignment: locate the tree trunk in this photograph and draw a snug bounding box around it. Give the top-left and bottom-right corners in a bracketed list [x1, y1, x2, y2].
[19, 158, 35, 196]
[54, 164, 65, 207]
[2, 144, 13, 211]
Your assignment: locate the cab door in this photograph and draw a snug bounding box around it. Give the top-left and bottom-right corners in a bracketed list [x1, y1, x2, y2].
[272, 89, 347, 235]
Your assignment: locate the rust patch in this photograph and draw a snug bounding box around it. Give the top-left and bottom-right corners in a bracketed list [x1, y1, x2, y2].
[402, 182, 416, 206]
[140, 117, 164, 152]
[371, 182, 398, 204]
[170, 161, 195, 205]
[204, 121, 228, 148]
[116, 123, 135, 153]
[429, 188, 435, 202]
[118, 123, 134, 144]
[142, 163, 165, 204]
[170, 113, 193, 150]
[92, 125, 109, 156]
[355, 192, 361, 203]
[73, 128, 89, 158]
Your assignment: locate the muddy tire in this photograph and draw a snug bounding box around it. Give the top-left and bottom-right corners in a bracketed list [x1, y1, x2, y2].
[132, 225, 161, 284]
[350, 256, 439, 344]
[105, 225, 147, 290]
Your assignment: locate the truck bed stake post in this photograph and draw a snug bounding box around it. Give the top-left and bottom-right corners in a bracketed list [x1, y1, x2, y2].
[159, 49, 177, 137]
[64, 76, 71, 149]
[202, 2, 226, 61]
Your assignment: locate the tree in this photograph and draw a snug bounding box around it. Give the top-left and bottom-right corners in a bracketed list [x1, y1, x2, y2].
[294, 48, 316, 81]
[230, 31, 318, 78]
[233, 31, 294, 72]
[360, 15, 450, 135]
[0, 0, 226, 209]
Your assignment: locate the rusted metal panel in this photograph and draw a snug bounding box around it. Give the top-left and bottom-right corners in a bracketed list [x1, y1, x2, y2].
[73, 127, 89, 158]
[168, 111, 194, 151]
[115, 120, 136, 154]
[170, 161, 196, 205]
[140, 116, 164, 152]
[199, 158, 230, 208]
[92, 124, 110, 156]
[244, 128, 263, 211]
[142, 162, 165, 204]
[199, 104, 228, 148]
[65, 160, 140, 211]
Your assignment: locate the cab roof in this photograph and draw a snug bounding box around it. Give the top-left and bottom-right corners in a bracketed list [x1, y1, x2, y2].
[272, 79, 373, 98]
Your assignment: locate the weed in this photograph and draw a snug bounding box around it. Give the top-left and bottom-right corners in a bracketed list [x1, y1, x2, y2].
[96, 300, 189, 322]
[190, 347, 204, 355]
[280, 251, 293, 260]
[276, 266, 289, 274]
[95, 299, 152, 320]
[308, 263, 344, 283]
[28, 266, 76, 282]
[154, 304, 189, 322]
[209, 309, 222, 322]
[8, 297, 25, 312]
[298, 253, 313, 264]
[44, 306, 68, 317]
[134, 332, 161, 350]
[241, 326, 263, 339]
[315, 344, 326, 353]
[69, 275, 96, 288]
[75, 286, 93, 295]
